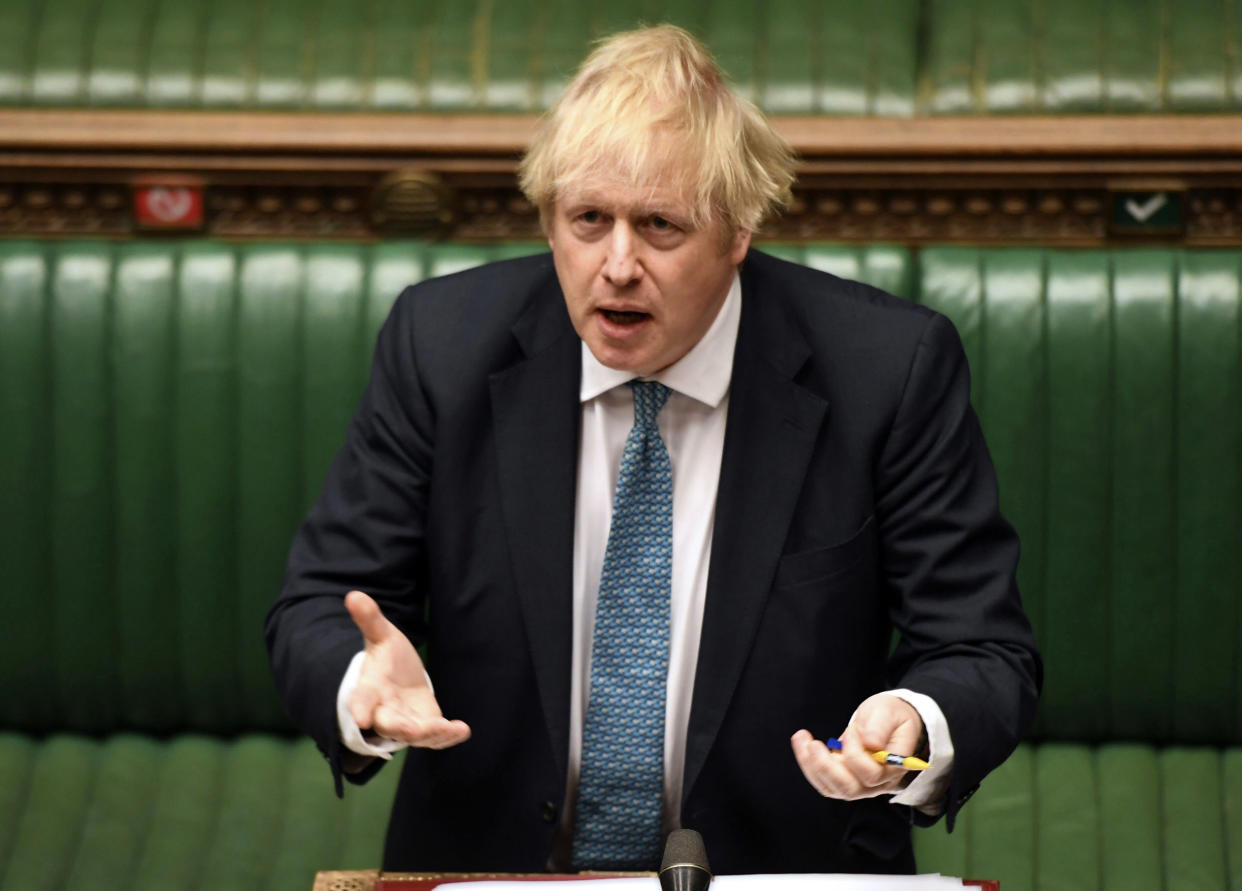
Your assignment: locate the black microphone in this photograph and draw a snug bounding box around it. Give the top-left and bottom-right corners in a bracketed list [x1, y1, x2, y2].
[659, 828, 712, 891]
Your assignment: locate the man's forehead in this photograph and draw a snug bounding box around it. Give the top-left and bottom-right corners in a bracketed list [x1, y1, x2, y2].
[558, 177, 695, 216]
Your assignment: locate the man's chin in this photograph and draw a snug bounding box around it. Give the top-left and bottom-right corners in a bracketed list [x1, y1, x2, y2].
[583, 337, 661, 376]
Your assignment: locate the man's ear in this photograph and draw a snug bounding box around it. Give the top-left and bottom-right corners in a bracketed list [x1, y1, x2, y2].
[729, 228, 752, 265]
[541, 204, 555, 249]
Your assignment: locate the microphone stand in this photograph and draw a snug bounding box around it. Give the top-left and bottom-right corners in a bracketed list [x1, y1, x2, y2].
[659, 829, 712, 891]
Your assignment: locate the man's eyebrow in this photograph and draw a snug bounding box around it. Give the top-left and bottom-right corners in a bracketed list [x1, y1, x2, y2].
[560, 192, 693, 223]
[639, 205, 686, 218]
[635, 206, 693, 228]
[622, 194, 690, 217]
[562, 190, 609, 206]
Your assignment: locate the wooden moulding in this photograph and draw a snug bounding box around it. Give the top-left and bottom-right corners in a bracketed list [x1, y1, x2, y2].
[3, 110, 1241, 158]
[1, 110, 1240, 243]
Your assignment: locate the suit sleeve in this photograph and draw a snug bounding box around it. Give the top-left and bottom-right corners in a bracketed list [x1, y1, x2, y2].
[265, 287, 433, 795]
[875, 311, 1042, 829]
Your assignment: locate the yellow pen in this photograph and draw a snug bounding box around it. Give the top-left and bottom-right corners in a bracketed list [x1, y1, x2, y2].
[868, 749, 929, 770]
[824, 738, 929, 771]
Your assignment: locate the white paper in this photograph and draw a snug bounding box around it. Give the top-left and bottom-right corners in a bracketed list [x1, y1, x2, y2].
[433, 883, 657, 891]
[435, 875, 965, 891]
[715, 875, 966, 890]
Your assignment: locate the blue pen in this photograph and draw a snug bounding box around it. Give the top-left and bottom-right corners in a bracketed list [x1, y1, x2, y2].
[824, 737, 929, 770]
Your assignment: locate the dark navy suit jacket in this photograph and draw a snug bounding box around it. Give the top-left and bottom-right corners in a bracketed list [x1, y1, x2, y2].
[266, 249, 1041, 874]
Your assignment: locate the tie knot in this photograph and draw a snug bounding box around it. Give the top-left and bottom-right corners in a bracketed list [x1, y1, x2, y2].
[629, 381, 671, 428]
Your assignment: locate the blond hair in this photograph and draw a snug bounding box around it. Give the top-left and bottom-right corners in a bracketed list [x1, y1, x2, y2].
[518, 24, 796, 235]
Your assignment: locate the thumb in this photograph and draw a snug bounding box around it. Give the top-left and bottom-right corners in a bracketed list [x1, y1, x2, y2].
[345, 590, 394, 647]
[854, 695, 919, 751]
[855, 716, 896, 751]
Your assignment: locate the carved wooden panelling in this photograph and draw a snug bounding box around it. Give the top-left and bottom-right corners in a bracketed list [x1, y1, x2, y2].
[1, 112, 1240, 244]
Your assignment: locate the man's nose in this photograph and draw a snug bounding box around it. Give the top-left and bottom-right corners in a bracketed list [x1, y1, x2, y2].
[602, 224, 642, 286]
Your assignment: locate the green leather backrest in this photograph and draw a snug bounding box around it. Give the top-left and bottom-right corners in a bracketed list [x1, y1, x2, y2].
[911, 743, 1242, 891]
[3, 0, 1239, 113]
[3, 241, 1240, 744]
[0, 0, 920, 112]
[0, 732, 397, 890]
[923, 0, 1242, 113]
[920, 248, 1242, 745]
[0, 240, 913, 735]
[0, 240, 535, 733]
[7, 736, 1242, 891]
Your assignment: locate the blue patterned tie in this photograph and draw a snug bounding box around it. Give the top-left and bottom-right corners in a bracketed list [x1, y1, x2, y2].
[572, 381, 673, 870]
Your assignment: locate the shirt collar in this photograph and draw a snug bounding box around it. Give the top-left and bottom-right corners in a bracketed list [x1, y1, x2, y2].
[579, 272, 741, 408]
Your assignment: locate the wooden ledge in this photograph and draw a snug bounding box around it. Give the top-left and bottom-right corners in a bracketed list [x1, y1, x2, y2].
[0, 110, 537, 156]
[3, 110, 1241, 159]
[2, 110, 1240, 243]
[777, 115, 1242, 157]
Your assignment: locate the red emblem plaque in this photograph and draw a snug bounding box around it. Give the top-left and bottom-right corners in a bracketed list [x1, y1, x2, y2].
[133, 184, 204, 229]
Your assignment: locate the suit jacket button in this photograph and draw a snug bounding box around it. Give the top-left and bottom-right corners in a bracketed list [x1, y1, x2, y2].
[540, 801, 558, 823]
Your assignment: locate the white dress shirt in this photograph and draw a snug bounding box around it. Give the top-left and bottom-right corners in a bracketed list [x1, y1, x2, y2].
[337, 272, 954, 830]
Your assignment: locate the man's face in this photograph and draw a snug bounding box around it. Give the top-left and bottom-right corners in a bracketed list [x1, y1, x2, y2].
[547, 178, 751, 376]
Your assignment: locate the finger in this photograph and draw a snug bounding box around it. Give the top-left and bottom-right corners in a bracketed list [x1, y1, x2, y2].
[838, 727, 894, 791]
[790, 730, 836, 797]
[345, 590, 394, 647]
[370, 701, 423, 742]
[394, 692, 471, 748]
[372, 705, 471, 748]
[790, 730, 871, 800]
[348, 680, 381, 730]
[423, 719, 472, 749]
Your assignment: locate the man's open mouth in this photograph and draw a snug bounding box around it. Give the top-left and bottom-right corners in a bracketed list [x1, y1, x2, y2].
[601, 309, 650, 325]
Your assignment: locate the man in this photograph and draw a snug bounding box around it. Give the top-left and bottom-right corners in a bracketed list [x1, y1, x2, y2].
[267, 24, 1040, 876]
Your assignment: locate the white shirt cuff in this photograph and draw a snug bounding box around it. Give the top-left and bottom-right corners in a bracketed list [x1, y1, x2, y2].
[872, 688, 954, 813]
[336, 650, 409, 760]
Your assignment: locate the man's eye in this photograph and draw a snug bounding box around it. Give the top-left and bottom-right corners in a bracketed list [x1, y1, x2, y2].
[649, 216, 675, 231]
[578, 211, 602, 224]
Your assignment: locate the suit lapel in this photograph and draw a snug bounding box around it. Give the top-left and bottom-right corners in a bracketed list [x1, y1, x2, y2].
[490, 287, 580, 782]
[683, 260, 829, 802]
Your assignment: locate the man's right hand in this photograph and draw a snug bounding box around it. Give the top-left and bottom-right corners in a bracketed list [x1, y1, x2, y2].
[345, 590, 472, 749]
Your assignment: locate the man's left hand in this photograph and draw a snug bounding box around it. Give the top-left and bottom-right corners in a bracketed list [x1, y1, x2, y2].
[790, 693, 925, 800]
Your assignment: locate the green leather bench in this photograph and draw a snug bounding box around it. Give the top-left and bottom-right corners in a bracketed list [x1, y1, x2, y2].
[1, 0, 1239, 113]
[909, 248, 1242, 890]
[2, 240, 1241, 890]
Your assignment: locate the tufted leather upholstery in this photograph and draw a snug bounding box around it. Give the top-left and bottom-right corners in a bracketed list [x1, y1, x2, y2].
[0, 733, 395, 890]
[919, 248, 1242, 746]
[0, 240, 546, 736]
[2, 0, 1239, 113]
[922, 0, 1242, 113]
[2, 240, 1241, 889]
[913, 744, 1242, 890]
